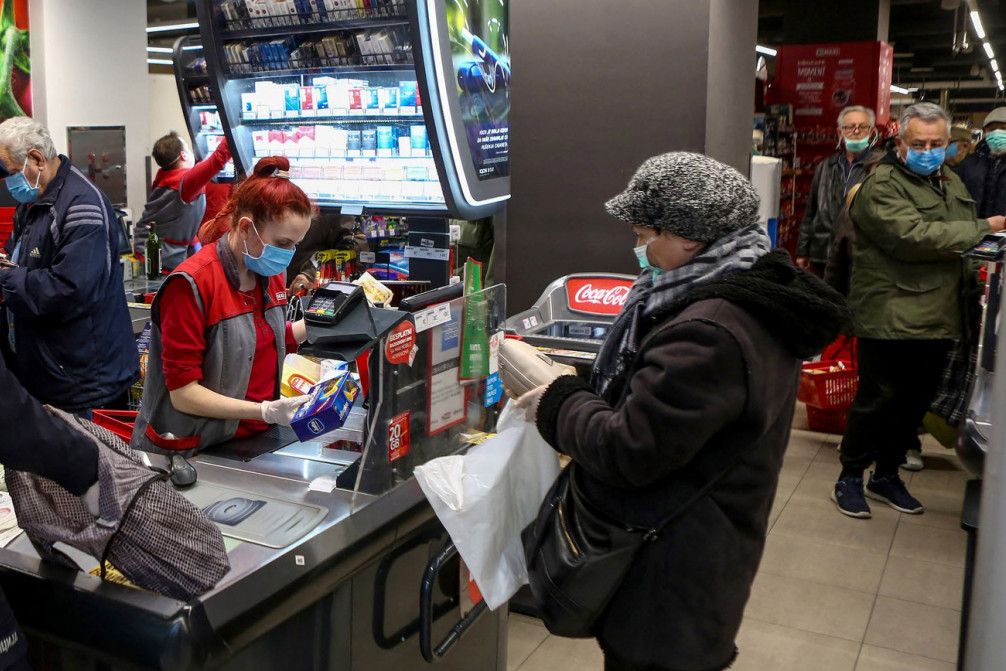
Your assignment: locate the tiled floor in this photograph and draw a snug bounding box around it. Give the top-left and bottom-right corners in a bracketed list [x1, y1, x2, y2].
[507, 402, 970, 671]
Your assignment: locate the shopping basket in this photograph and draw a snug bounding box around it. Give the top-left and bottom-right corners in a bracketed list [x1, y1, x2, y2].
[797, 361, 858, 410]
[805, 405, 850, 434]
[92, 410, 138, 443]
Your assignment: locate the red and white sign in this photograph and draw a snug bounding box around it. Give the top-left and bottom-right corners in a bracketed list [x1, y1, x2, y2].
[388, 411, 410, 462]
[384, 319, 416, 365]
[566, 277, 632, 316]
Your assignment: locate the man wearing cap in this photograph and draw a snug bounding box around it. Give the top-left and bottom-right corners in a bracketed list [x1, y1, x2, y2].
[833, 103, 1005, 518]
[796, 106, 877, 276]
[0, 116, 138, 416]
[957, 106, 1006, 218]
[514, 152, 849, 671]
[946, 126, 974, 172]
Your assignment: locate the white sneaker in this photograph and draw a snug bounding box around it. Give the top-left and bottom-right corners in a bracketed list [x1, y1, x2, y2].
[901, 449, 924, 472]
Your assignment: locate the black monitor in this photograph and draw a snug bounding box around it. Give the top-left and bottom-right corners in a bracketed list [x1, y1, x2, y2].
[112, 208, 131, 256]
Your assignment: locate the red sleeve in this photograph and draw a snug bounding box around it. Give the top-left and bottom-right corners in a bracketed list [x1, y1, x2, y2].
[180, 139, 231, 203]
[285, 321, 299, 354]
[159, 278, 207, 391]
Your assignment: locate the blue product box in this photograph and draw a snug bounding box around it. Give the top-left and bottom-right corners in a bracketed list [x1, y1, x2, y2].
[399, 81, 418, 107]
[284, 85, 300, 112]
[376, 126, 394, 150]
[362, 128, 378, 151]
[410, 125, 427, 150]
[291, 371, 362, 441]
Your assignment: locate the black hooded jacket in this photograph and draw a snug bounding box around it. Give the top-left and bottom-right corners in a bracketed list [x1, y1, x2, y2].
[535, 250, 850, 671]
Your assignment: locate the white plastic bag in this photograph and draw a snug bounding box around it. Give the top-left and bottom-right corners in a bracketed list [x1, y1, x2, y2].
[414, 401, 560, 610]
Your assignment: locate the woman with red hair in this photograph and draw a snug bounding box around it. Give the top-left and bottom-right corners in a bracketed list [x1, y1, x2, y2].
[130, 157, 315, 454]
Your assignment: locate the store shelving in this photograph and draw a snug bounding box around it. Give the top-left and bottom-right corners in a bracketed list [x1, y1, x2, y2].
[194, 0, 510, 218]
[172, 35, 235, 181]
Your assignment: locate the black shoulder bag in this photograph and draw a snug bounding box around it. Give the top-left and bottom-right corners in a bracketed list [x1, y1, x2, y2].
[521, 456, 745, 638]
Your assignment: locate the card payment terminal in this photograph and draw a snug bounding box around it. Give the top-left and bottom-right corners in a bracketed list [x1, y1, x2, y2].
[304, 282, 366, 326]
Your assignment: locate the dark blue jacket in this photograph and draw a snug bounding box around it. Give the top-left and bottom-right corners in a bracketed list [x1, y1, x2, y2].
[0, 156, 139, 411]
[956, 141, 1006, 219]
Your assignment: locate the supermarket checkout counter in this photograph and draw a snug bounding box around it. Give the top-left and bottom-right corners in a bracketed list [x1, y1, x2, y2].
[0, 285, 509, 671]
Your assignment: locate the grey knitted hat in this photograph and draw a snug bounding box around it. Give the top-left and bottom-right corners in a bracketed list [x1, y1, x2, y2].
[984, 107, 1006, 128]
[604, 152, 761, 243]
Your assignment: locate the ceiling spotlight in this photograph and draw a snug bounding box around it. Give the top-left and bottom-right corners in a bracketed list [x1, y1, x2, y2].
[984, 42, 995, 59]
[755, 45, 777, 57]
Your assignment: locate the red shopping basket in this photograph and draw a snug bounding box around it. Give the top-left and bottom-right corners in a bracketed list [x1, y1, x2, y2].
[797, 361, 858, 410]
[92, 410, 138, 443]
[806, 405, 849, 433]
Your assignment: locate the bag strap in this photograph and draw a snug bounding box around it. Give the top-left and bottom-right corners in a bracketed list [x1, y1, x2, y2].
[642, 451, 746, 543]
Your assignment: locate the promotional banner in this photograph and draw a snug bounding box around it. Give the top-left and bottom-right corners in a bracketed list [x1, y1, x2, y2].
[445, 0, 510, 181]
[773, 41, 893, 128]
[0, 0, 30, 120]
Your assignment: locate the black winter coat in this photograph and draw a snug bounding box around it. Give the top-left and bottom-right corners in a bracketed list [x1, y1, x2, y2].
[956, 141, 1006, 219]
[536, 251, 849, 671]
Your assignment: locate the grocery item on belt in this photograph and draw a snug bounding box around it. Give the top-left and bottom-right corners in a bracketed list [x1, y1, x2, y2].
[290, 369, 361, 442]
[499, 339, 577, 398]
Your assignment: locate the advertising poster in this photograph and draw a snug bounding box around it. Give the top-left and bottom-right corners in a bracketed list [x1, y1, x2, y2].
[774, 41, 892, 128]
[427, 308, 467, 435]
[445, 0, 510, 180]
[0, 0, 30, 120]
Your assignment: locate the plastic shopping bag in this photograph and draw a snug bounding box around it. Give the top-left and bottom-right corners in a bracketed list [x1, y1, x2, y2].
[414, 401, 560, 610]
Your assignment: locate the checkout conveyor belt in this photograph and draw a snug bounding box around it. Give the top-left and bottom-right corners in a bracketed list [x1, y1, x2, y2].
[0, 421, 506, 671]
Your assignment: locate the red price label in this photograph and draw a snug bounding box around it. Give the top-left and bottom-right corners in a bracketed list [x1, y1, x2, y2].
[388, 411, 410, 462]
[385, 319, 416, 365]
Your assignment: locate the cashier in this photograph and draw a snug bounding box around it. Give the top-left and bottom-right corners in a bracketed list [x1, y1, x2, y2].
[130, 157, 313, 453]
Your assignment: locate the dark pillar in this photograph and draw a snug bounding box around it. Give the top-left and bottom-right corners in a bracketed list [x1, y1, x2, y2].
[503, 0, 758, 313]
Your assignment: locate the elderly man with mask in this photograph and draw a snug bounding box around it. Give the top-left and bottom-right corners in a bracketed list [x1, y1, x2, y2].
[833, 102, 1006, 519]
[795, 105, 877, 276]
[0, 116, 138, 417]
[957, 106, 1006, 218]
[945, 126, 974, 172]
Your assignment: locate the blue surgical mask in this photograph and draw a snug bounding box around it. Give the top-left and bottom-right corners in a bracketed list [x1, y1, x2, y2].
[243, 219, 296, 277]
[633, 236, 664, 279]
[5, 156, 40, 204]
[845, 136, 870, 153]
[944, 142, 960, 159]
[903, 146, 946, 176]
[986, 130, 1006, 154]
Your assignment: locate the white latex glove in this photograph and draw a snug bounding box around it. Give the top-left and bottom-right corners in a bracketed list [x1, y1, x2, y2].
[261, 395, 311, 426]
[515, 385, 548, 423]
[82, 481, 100, 517]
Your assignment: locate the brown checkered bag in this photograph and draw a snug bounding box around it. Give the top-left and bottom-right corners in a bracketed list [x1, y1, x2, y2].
[5, 407, 229, 601]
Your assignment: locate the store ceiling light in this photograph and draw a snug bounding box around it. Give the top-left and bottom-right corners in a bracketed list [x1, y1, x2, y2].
[146, 22, 199, 33]
[147, 58, 173, 66]
[969, 10, 986, 40]
[992, 59, 1000, 74]
[146, 46, 173, 54]
[891, 85, 914, 94]
[983, 42, 995, 59]
[755, 45, 777, 57]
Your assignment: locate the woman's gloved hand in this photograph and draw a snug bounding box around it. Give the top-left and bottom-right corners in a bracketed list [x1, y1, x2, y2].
[515, 384, 548, 423]
[260, 396, 311, 426]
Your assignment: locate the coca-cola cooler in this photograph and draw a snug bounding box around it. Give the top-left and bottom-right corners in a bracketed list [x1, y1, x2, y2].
[505, 273, 635, 364]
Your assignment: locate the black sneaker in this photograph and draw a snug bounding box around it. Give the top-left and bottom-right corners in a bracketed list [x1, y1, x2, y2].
[832, 477, 872, 518]
[865, 471, 924, 514]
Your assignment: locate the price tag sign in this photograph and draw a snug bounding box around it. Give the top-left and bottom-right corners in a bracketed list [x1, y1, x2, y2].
[359, 251, 376, 264]
[484, 372, 503, 407]
[405, 246, 451, 261]
[388, 411, 410, 462]
[413, 303, 452, 333]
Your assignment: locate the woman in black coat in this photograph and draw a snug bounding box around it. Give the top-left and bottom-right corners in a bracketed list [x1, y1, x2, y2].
[518, 153, 849, 671]
[0, 354, 99, 669]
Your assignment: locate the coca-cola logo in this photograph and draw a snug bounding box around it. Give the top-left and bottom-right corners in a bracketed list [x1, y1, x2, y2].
[566, 278, 632, 316]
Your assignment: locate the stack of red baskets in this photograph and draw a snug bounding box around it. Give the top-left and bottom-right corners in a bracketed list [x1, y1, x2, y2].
[797, 360, 859, 433]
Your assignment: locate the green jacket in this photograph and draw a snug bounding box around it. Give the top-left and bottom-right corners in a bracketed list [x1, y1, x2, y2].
[848, 159, 991, 340]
